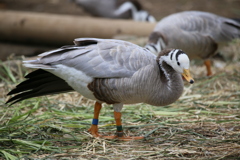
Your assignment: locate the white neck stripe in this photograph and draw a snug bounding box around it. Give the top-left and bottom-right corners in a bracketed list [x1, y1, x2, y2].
[159, 58, 172, 91]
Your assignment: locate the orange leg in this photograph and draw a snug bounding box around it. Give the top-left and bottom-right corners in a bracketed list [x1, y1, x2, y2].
[88, 102, 102, 137]
[103, 111, 144, 141]
[204, 59, 212, 76]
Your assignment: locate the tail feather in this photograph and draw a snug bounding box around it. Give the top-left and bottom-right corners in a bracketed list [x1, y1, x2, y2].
[6, 69, 73, 105]
[231, 18, 240, 24]
[23, 63, 54, 70]
[225, 18, 240, 39]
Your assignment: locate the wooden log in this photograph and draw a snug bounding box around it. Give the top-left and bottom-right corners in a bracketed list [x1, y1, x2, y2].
[0, 10, 156, 46]
[0, 42, 53, 61]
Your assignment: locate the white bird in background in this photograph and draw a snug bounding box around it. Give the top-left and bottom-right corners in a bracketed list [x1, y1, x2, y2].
[145, 11, 240, 76]
[72, 0, 156, 23]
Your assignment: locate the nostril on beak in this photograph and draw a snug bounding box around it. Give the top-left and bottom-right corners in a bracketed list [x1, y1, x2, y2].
[190, 79, 194, 84]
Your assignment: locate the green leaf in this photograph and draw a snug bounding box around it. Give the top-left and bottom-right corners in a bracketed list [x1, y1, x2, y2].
[0, 150, 18, 160]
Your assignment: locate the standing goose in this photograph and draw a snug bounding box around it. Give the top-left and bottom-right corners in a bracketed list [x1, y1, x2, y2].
[145, 11, 240, 76]
[6, 38, 194, 140]
[72, 0, 156, 22]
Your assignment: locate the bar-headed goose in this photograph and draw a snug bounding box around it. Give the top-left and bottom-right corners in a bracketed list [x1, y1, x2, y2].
[72, 0, 156, 22]
[6, 38, 194, 140]
[146, 11, 240, 76]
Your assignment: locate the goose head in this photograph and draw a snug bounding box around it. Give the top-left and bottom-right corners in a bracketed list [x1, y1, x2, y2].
[159, 49, 194, 84]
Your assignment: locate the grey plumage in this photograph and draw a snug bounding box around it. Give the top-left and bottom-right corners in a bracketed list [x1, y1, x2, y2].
[6, 38, 194, 139]
[7, 38, 193, 108]
[146, 11, 240, 76]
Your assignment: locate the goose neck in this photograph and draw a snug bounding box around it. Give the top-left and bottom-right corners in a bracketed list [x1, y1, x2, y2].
[146, 58, 184, 106]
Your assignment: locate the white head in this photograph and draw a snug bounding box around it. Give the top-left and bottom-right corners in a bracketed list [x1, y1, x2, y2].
[160, 49, 194, 84]
[161, 49, 189, 73]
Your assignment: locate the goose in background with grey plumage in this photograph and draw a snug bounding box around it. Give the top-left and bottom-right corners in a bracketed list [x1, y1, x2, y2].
[6, 38, 194, 140]
[145, 11, 240, 76]
[72, 0, 156, 22]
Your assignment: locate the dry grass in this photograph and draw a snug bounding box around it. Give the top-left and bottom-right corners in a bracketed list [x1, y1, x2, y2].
[0, 38, 239, 160]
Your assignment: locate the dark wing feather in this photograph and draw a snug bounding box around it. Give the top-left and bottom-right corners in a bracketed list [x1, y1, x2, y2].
[6, 69, 73, 105]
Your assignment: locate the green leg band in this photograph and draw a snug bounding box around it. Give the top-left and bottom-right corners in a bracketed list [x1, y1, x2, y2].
[116, 125, 123, 132]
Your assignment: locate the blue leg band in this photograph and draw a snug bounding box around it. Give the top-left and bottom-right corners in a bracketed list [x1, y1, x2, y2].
[92, 119, 99, 125]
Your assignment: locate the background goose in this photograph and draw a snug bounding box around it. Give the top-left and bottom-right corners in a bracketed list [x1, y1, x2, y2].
[145, 11, 240, 76]
[6, 38, 194, 140]
[72, 0, 156, 22]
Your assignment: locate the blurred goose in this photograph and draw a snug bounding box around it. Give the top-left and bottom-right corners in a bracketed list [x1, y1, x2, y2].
[145, 11, 240, 76]
[72, 0, 156, 22]
[6, 38, 194, 140]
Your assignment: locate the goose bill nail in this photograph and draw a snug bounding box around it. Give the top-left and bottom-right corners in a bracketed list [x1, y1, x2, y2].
[182, 69, 194, 83]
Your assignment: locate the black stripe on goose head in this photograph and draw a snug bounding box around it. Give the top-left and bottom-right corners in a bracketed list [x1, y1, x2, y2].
[175, 50, 185, 66]
[170, 49, 175, 60]
[157, 48, 175, 60]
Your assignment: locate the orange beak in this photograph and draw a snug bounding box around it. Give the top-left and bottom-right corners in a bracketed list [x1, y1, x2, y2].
[182, 69, 194, 84]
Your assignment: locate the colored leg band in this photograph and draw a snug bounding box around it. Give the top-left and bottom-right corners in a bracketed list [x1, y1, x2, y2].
[92, 119, 99, 125]
[116, 125, 123, 132]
